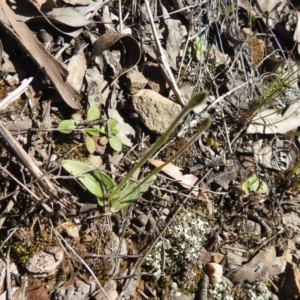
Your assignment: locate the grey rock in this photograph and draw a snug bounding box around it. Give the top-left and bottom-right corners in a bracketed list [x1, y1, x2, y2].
[26, 246, 64, 277]
[132, 89, 181, 135]
[126, 70, 148, 95]
[54, 275, 96, 300]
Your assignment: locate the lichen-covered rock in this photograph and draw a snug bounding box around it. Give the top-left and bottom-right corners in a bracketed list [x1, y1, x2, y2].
[132, 89, 181, 135]
[53, 275, 96, 300]
[26, 246, 64, 277]
[125, 70, 148, 95]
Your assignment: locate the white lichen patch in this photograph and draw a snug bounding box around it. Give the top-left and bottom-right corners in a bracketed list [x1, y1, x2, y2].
[144, 208, 209, 294]
[210, 280, 269, 300]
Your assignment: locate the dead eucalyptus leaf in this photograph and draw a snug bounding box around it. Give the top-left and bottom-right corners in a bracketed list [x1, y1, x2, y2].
[147, 159, 201, 197]
[247, 99, 300, 134]
[24, 17, 82, 37]
[62, 0, 90, 5]
[0, 0, 79, 109]
[91, 33, 141, 84]
[46, 7, 93, 27]
[67, 51, 86, 92]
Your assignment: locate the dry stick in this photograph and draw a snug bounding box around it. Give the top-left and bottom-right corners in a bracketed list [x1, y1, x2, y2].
[177, 31, 192, 83]
[0, 77, 33, 111]
[5, 246, 11, 300]
[221, 110, 233, 154]
[0, 194, 15, 231]
[0, 122, 58, 200]
[144, 0, 185, 106]
[0, 165, 53, 214]
[52, 228, 111, 300]
[118, 0, 123, 34]
[200, 82, 249, 115]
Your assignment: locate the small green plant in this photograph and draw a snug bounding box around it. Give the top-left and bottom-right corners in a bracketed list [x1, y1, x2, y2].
[240, 62, 300, 125]
[58, 105, 122, 153]
[62, 91, 211, 212]
[242, 174, 268, 195]
[285, 160, 300, 188]
[193, 37, 206, 62]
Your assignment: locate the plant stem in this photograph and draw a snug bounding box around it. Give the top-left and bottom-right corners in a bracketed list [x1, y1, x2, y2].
[114, 117, 211, 204]
[108, 91, 209, 201]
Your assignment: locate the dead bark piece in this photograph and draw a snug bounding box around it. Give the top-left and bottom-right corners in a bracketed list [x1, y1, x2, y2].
[161, 1, 184, 70]
[0, 1, 79, 109]
[282, 261, 300, 299]
[227, 246, 287, 283]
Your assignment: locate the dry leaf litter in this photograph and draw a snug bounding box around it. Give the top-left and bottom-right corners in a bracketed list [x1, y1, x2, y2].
[0, 0, 300, 299]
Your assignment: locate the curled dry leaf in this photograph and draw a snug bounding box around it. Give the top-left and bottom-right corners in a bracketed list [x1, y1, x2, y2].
[91, 33, 141, 84]
[25, 4, 92, 37]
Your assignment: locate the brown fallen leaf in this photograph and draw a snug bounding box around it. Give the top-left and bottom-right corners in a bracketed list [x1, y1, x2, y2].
[147, 159, 210, 202]
[0, 1, 79, 109]
[282, 261, 300, 299]
[26, 280, 49, 300]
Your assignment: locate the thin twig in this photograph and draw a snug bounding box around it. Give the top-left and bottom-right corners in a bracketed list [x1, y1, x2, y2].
[0, 122, 58, 199]
[52, 226, 111, 300]
[222, 110, 233, 154]
[0, 166, 53, 214]
[144, 0, 185, 106]
[0, 77, 33, 111]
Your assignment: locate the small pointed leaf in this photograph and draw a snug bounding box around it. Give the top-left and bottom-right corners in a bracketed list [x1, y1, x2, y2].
[87, 105, 101, 121]
[109, 136, 122, 152]
[82, 129, 100, 136]
[85, 135, 96, 153]
[58, 120, 77, 134]
[62, 160, 115, 202]
[110, 176, 156, 210]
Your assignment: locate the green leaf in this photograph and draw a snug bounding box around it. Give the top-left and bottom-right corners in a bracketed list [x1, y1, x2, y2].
[85, 135, 95, 153]
[109, 136, 122, 152]
[107, 119, 119, 135]
[87, 105, 100, 121]
[82, 129, 100, 136]
[62, 160, 115, 203]
[242, 174, 268, 195]
[72, 112, 83, 121]
[226, 5, 234, 13]
[193, 37, 206, 62]
[99, 136, 108, 145]
[257, 180, 268, 194]
[93, 125, 106, 134]
[110, 176, 156, 210]
[58, 120, 77, 134]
